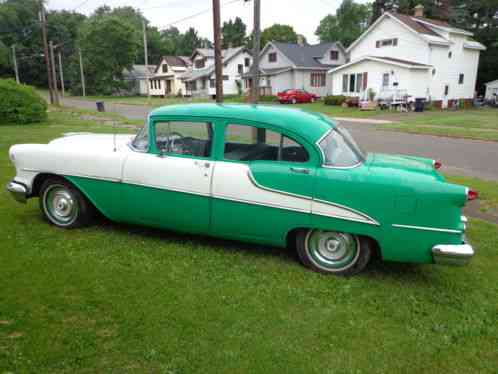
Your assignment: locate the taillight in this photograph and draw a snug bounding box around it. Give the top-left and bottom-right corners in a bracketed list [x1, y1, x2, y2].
[434, 160, 442, 169]
[467, 189, 478, 201]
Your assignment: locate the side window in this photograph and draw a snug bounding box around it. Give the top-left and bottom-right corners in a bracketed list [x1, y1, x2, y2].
[155, 121, 212, 158]
[224, 124, 309, 163]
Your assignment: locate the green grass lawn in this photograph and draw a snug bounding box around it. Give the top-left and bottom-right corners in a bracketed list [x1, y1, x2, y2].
[379, 108, 498, 141]
[2, 108, 498, 373]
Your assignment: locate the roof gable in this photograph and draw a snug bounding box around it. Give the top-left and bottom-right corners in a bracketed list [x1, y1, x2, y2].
[264, 41, 344, 69]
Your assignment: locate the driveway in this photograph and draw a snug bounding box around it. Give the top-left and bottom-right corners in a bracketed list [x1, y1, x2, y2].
[60, 97, 498, 181]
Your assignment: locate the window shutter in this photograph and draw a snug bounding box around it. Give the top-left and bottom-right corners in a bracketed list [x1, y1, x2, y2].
[363, 72, 368, 90]
[376, 41, 380, 48]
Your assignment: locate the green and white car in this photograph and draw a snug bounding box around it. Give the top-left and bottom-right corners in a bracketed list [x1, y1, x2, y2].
[7, 104, 476, 275]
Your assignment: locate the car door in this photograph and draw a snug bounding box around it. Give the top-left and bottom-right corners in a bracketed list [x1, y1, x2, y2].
[122, 119, 214, 234]
[210, 121, 315, 245]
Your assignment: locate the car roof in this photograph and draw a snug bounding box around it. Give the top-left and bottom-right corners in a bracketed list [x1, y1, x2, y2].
[149, 103, 334, 143]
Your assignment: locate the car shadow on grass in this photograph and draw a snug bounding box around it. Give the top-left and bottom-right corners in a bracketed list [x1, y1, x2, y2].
[90, 216, 435, 283]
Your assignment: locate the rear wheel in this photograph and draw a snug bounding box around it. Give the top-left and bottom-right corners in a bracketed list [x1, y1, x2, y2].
[296, 229, 372, 276]
[39, 177, 94, 228]
[310, 97, 315, 103]
[291, 98, 297, 104]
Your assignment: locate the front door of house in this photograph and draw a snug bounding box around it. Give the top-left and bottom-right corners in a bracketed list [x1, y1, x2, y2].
[166, 80, 172, 94]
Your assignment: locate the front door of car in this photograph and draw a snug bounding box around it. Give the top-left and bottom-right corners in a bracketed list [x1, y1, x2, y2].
[210, 122, 315, 244]
[122, 119, 214, 234]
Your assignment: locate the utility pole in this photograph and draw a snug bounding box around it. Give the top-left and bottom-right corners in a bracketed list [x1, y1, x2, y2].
[142, 19, 150, 100]
[12, 45, 20, 84]
[250, 0, 261, 104]
[40, 3, 54, 104]
[58, 51, 65, 97]
[49, 41, 59, 105]
[212, 0, 223, 103]
[78, 48, 86, 97]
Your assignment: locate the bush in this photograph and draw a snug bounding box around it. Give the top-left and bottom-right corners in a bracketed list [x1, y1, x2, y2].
[0, 79, 47, 124]
[259, 95, 277, 103]
[324, 95, 347, 106]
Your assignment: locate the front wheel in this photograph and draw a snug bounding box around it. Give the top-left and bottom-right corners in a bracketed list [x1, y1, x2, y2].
[291, 98, 297, 104]
[39, 177, 95, 228]
[296, 229, 372, 276]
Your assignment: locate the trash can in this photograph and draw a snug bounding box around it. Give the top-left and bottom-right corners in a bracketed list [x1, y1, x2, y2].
[96, 101, 105, 112]
[414, 98, 425, 112]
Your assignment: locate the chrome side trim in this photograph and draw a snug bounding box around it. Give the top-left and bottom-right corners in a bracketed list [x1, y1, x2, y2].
[6, 181, 28, 203]
[20, 168, 122, 183]
[432, 243, 474, 266]
[212, 194, 309, 213]
[313, 199, 380, 226]
[392, 224, 462, 234]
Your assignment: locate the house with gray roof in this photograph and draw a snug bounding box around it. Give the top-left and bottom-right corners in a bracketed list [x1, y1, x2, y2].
[181, 47, 252, 97]
[243, 41, 347, 96]
[150, 56, 191, 97]
[122, 65, 156, 96]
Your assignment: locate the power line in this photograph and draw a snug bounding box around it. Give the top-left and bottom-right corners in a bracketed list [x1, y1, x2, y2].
[73, 0, 92, 11]
[156, 0, 243, 31]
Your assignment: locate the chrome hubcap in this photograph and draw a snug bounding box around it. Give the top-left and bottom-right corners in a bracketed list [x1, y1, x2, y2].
[306, 230, 359, 270]
[44, 185, 78, 225]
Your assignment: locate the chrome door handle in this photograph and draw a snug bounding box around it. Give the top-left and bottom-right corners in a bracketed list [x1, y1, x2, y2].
[290, 167, 310, 174]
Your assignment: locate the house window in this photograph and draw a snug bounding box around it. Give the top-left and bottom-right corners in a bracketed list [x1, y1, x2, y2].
[191, 81, 197, 91]
[444, 84, 449, 96]
[195, 59, 205, 69]
[459, 74, 464, 84]
[162, 65, 168, 73]
[238, 64, 243, 74]
[382, 73, 390, 87]
[210, 79, 215, 88]
[362, 72, 368, 90]
[201, 78, 206, 89]
[150, 80, 154, 89]
[244, 57, 250, 67]
[310, 72, 326, 87]
[268, 52, 277, 63]
[330, 50, 339, 60]
[223, 75, 229, 80]
[376, 38, 398, 48]
[342, 74, 348, 93]
[356, 73, 362, 93]
[349, 74, 356, 93]
[448, 51, 452, 58]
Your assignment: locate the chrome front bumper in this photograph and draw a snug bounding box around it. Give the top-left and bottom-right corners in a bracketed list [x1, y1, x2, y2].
[432, 243, 474, 266]
[6, 181, 28, 203]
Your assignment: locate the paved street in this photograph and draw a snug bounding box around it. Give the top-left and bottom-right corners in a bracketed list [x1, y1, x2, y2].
[60, 97, 498, 180]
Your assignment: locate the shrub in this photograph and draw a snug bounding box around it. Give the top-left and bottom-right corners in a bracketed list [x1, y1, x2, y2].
[258, 95, 277, 103]
[0, 79, 47, 124]
[324, 95, 347, 106]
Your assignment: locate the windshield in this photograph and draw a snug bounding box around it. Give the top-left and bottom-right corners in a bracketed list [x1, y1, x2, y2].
[131, 123, 149, 151]
[319, 126, 366, 167]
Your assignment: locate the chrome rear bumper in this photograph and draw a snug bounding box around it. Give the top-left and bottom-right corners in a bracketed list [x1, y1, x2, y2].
[6, 181, 28, 203]
[432, 243, 474, 266]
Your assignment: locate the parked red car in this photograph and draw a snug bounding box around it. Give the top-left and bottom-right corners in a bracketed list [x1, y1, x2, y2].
[277, 89, 319, 104]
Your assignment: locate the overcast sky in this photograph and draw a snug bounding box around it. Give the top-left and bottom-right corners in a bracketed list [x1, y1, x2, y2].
[46, 0, 361, 44]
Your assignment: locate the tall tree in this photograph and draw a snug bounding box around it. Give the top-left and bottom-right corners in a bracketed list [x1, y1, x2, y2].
[73, 14, 140, 94]
[222, 17, 247, 48]
[260, 24, 298, 47]
[160, 26, 183, 55]
[315, 0, 371, 47]
[178, 27, 210, 56]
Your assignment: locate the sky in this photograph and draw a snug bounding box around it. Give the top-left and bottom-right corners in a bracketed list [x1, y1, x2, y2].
[46, 0, 357, 44]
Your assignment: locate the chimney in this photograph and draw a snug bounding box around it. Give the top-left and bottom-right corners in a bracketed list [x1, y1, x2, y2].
[297, 35, 305, 46]
[414, 4, 424, 17]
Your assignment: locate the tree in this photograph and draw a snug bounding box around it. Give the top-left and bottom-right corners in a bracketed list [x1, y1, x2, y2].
[178, 27, 209, 56]
[261, 24, 298, 47]
[160, 26, 182, 55]
[222, 17, 246, 48]
[315, 0, 371, 47]
[74, 15, 140, 94]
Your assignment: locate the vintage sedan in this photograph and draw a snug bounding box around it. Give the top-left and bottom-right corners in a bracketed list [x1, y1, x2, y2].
[7, 104, 475, 275]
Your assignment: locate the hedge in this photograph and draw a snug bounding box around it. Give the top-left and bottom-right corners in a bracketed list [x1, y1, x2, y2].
[0, 79, 47, 124]
[324, 95, 347, 106]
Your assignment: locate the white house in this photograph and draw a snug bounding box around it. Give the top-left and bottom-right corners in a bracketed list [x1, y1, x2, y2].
[181, 47, 252, 97]
[328, 5, 486, 108]
[122, 65, 156, 95]
[244, 41, 347, 96]
[484, 80, 498, 101]
[150, 56, 191, 97]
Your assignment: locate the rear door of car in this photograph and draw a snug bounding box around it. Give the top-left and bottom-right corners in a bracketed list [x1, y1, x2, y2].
[122, 117, 215, 234]
[210, 120, 316, 245]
